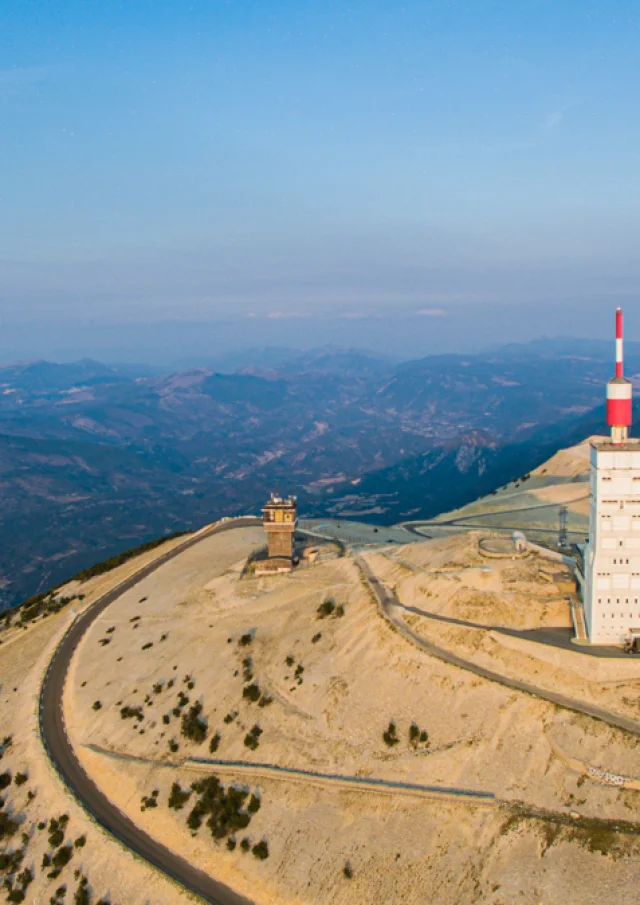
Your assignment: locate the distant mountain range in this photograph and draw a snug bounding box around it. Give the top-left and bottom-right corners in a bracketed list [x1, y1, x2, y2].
[1, 339, 636, 610]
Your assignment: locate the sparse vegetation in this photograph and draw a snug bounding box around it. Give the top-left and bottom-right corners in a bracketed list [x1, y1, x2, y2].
[223, 711, 237, 724]
[252, 839, 269, 860]
[70, 533, 187, 583]
[244, 725, 263, 750]
[185, 775, 258, 841]
[317, 598, 345, 619]
[239, 632, 253, 647]
[181, 702, 207, 743]
[383, 721, 399, 747]
[409, 723, 429, 748]
[120, 705, 144, 722]
[141, 791, 159, 811]
[209, 732, 221, 754]
[13, 773, 27, 787]
[243, 682, 261, 703]
[317, 598, 336, 618]
[168, 782, 192, 810]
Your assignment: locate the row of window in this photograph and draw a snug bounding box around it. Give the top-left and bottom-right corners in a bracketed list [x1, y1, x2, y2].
[596, 597, 640, 604]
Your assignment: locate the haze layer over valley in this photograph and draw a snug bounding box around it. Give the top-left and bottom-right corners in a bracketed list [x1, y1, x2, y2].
[2, 339, 639, 610]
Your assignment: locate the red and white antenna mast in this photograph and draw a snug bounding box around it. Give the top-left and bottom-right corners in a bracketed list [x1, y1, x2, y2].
[606, 307, 632, 445]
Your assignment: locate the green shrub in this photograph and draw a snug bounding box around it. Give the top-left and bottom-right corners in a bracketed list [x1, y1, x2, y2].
[209, 732, 221, 754]
[14, 773, 27, 786]
[73, 876, 90, 905]
[52, 845, 73, 869]
[317, 599, 335, 619]
[49, 828, 65, 848]
[243, 725, 263, 750]
[252, 840, 269, 860]
[169, 739, 179, 753]
[343, 861, 353, 879]
[311, 633, 322, 643]
[74, 836, 86, 848]
[243, 683, 261, 703]
[383, 721, 399, 747]
[181, 702, 207, 743]
[92, 701, 102, 711]
[240, 838, 250, 852]
[0, 771, 11, 790]
[168, 782, 192, 810]
[239, 633, 253, 646]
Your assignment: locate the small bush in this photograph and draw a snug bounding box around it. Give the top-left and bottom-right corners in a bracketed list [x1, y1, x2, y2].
[258, 694, 273, 708]
[92, 701, 102, 711]
[73, 876, 90, 905]
[181, 702, 207, 743]
[243, 683, 261, 703]
[383, 721, 399, 747]
[169, 739, 179, 753]
[247, 794, 261, 814]
[317, 599, 335, 619]
[120, 705, 144, 722]
[141, 642, 153, 651]
[240, 838, 250, 852]
[343, 861, 353, 879]
[223, 711, 237, 724]
[285, 655, 294, 667]
[226, 837, 236, 851]
[239, 633, 253, 646]
[49, 828, 65, 848]
[0, 771, 11, 790]
[74, 835, 86, 848]
[14, 772, 28, 786]
[252, 839, 269, 860]
[243, 725, 263, 750]
[52, 845, 73, 869]
[209, 732, 221, 754]
[168, 782, 192, 810]
[311, 633, 322, 643]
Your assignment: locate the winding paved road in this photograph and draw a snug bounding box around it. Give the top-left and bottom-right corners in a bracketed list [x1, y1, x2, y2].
[356, 557, 640, 737]
[39, 518, 261, 905]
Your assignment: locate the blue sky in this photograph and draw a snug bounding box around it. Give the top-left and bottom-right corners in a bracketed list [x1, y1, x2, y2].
[1, 1, 640, 358]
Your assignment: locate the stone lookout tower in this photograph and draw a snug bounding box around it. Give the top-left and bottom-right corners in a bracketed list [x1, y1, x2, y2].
[262, 493, 298, 571]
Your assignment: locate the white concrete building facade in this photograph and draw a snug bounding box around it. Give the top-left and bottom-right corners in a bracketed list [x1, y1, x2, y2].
[584, 439, 640, 644]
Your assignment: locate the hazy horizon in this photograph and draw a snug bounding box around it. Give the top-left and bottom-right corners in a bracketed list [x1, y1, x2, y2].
[2, 1, 639, 363]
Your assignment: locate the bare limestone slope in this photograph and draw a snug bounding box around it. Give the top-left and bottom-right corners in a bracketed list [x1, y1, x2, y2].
[60, 527, 640, 905]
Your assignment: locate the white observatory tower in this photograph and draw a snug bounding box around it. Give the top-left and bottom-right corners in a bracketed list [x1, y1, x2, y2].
[583, 308, 640, 644]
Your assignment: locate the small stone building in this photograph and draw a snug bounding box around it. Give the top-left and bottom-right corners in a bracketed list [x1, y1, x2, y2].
[259, 493, 298, 573]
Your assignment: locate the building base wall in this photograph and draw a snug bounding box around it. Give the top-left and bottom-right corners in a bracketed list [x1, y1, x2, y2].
[267, 530, 294, 559]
